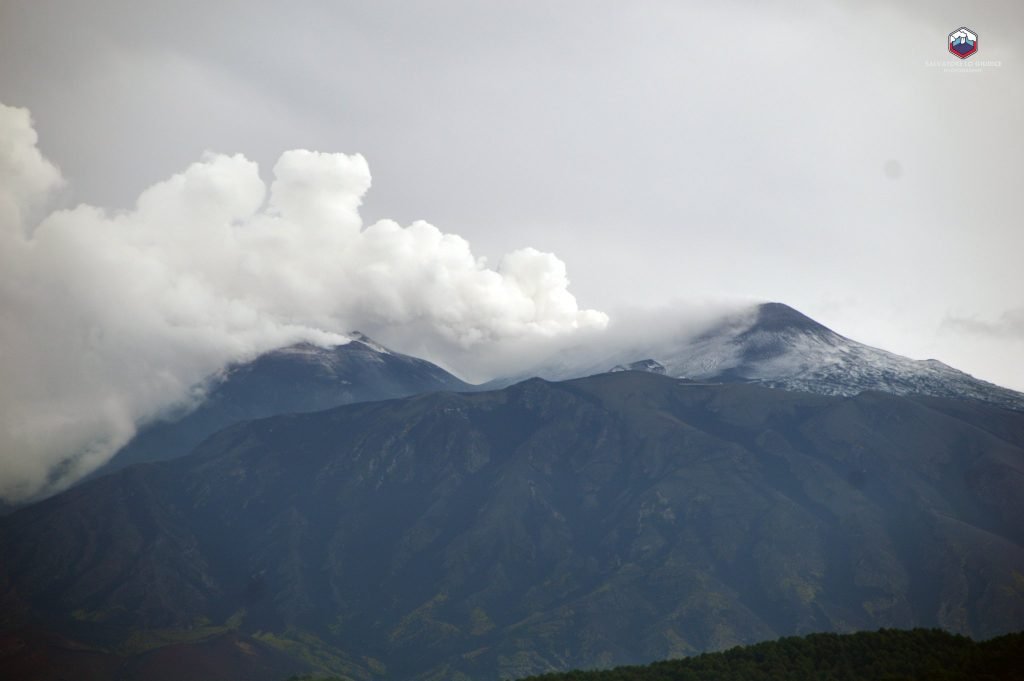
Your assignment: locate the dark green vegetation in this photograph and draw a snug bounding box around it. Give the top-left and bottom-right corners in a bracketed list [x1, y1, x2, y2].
[518, 629, 1024, 681]
[2, 372, 1023, 680]
[87, 335, 469, 481]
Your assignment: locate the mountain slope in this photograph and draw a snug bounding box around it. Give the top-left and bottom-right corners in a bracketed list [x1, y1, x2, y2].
[2, 372, 1023, 680]
[660, 303, 1024, 410]
[506, 303, 1024, 412]
[88, 333, 472, 480]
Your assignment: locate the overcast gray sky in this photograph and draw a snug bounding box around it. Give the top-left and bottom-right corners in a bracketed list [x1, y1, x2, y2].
[1, 0, 1022, 392]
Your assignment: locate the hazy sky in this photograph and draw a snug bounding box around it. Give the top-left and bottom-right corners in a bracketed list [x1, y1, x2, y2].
[1, 0, 1021, 388]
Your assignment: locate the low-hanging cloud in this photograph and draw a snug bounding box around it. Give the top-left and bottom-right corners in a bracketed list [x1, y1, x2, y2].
[943, 309, 1024, 341]
[0, 102, 610, 502]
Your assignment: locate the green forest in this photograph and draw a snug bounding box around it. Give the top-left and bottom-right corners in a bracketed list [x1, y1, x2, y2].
[516, 629, 1024, 681]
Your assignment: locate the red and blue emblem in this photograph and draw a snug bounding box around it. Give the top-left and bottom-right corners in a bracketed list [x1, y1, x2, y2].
[948, 27, 978, 59]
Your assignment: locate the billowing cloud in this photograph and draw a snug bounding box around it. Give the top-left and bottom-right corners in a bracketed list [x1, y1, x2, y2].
[0, 103, 607, 502]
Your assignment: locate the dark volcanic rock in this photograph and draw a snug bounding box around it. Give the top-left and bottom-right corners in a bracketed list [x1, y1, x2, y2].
[2, 372, 1023, 680]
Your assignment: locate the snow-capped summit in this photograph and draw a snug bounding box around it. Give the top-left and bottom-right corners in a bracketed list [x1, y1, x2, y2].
[658, 303, 1024, 411]
[498, 302, 1024, 412]
[609, 359, 667, 375]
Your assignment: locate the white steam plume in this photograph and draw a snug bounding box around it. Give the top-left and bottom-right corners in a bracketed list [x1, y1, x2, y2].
[0, 103, 607, 502]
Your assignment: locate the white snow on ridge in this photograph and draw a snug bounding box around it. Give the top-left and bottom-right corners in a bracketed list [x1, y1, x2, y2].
[509, 302, 1024, 411]
[653, 304, 1024, 410]
[349, 332, 393, 355]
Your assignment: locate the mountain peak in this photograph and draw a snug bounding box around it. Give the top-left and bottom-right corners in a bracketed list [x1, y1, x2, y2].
[609, 358, 667, 375]
[616, 302, 1024, 411]
[347, 331, 393, 355]
[267, 332, 393, 360]
[83, 332, 470, 483]
[748, 302, 836, 336]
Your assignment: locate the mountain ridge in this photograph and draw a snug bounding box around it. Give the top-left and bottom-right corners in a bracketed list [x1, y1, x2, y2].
[83, 333, 471, 483]
[3, 371, 1022, 680]
[68, 303, 1024, 497]
[500, 302, 1024, 412]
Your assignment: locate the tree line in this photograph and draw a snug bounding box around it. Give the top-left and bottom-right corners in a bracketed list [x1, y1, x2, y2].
[518, 629, 1024, 681]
